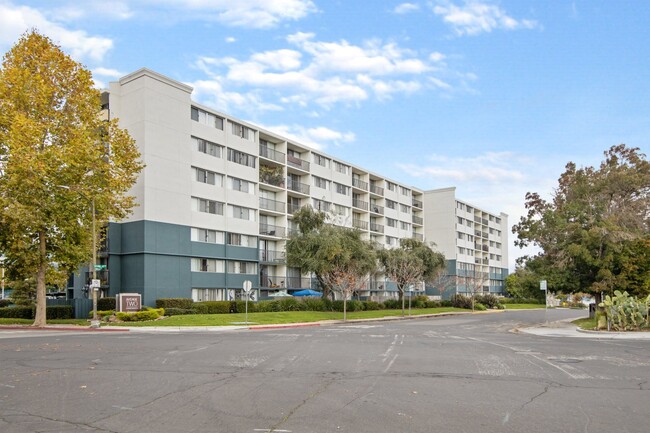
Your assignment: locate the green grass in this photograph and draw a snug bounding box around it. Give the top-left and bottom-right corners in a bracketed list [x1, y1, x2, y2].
[111, 307, 469, 327]
[573, 317, 597, 330]
[502, 304, 546, 310]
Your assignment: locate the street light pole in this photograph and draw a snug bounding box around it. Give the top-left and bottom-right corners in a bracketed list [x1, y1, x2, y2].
[91, 197, 98, 325]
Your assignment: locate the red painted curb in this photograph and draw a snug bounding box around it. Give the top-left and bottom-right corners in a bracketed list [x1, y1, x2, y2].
[249, 323, 321, 330]
[0, 325, 129, 332]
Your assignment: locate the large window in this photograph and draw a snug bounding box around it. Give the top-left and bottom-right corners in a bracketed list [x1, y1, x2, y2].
[386, 218, 397, 228]
[191, 106, 224, 129]
[192, 136, 223, 158]
[333, 161, 349, 174]
[227, 261, 257, 274]
[400, 204, 411, 214]
[229, 205, 256, 221]
[192, 288, 227, 302]
[313, 176, 330, 190]
[227, 148, 256, 168]
[191, 258, 225, 273]
[399, 186, 411, 196]
[191, 228, 224, 244]
[193, 167, 223, 186]
[228, 176, 253, 193]
[231, 122, 254, 141]
[313, 153, 330, 167]
[312, 198, 330, 212]
[334, 182, 349, 195]
[227, 233, 257, 247]
[193, 197, 224, 215]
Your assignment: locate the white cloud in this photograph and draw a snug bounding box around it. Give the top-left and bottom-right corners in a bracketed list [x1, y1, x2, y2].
[93, 67, 124, 78]
[193, 33, 453, 111]
[393, 3, 420, 14]
[0, 2, 113, 62]
[191, 78, 283, 113]
[225, 36, 237, 43]
[260, 124, 356, 151]
[432, 1, 539, 36]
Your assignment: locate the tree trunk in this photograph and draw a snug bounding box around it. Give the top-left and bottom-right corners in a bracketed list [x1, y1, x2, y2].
[399, 285, 405, 317]
[32, 231, 47, 327]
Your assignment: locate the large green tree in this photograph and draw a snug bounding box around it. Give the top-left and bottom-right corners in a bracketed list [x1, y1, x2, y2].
[0, 31, 143, 326]
[513, 145, 649, 299]
[379, 238, 446, 315]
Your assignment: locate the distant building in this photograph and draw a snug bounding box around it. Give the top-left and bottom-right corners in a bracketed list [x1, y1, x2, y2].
[67, 68, 508, 305]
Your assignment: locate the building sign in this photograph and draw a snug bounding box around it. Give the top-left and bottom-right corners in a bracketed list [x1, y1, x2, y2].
[116, 293, 142, 312]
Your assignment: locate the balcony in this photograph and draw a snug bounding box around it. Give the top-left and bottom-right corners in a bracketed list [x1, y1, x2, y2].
[352, 178, 368, 191]
[287, 155, 310, 171]
[259, 145, 285, 163]
[370, 184, 384, 195]
[260, 276, 284, 289]
[287, 178, 310, 195]
[259, 249, 285, 263]
[287, 202, 301, 214]
[370, 204, 384, 215]
[412, 199, 423, 209]
[412, 232, 424, 241]
[353, 219, 369, 230]
[259, 197, 286, 213]
[412, 215, 423, 225]
[353, 198, 369, 211]
[370, 222, 384, 233]
[259, 223, 286, 237]
[285, 276, 312, 289]
[260, 166, 285, 188]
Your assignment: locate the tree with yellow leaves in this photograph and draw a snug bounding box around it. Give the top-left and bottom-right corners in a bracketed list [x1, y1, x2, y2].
[0, 31, 143, 326]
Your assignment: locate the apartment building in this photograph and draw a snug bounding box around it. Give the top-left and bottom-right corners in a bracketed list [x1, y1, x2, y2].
[422, 187, 509, 298]
[69, 68, 431, 306]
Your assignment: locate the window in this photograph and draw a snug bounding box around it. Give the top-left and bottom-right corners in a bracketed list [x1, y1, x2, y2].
[466, 206, 473, 213]
[495, 217, 501, 224]
[333, 204, 348, 216]
[227, 233, 257, 247]
[335, 182, 349, 195]
[386, 236, 397, 246]
[458, 247, 466, 255]
[400, 204, 410, 213]
[313, 176, 330, 190]
[334, 161, 349, 174]
[386, 199, 396, 210]
[386, 218, 397, 228]
[191, 106, 224, 129]
[227, 261, 257, 274]
[192, 288, 227, 302]
[313, 153, 330, 168]
[458, 217, 464, 225]
[227, 148, 256, 168]
[228, 176, 253, 193]
[191, 258, 224, 273]
[386, 182, 396, 192]
[191, 228, 224, 244]
[496, 242, 502, 249]
[193, 197, 224, 215]
[401, 221, 410, 231]
[193, 167, 222, 186]
[229, 205, 255, 221]
[457, 202, 465, 211]
[231, 122, 254, 140]
[399, 186, 411, 196]
[457, 232, 464, 240]
[193, 137, 223, 157]
[312, 198, 330, 212]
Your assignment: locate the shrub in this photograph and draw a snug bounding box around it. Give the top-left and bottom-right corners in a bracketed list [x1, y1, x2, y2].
[0, 306, 33, 319]
[116, 308, 163, 322]
[362, 301, 381, 311]
[474, 303, 487, 311]
[97, 297, 116, 311]
[451, 294, 473, 309]
[383, 299, 401, 309]
[164, 308, 195, 316]
[440, 300, 452, 307]
[475, 294, 501, 309]
[277, 297, 306, 311]
[90, 310, 115, 319]
[302, 298, 327, 311]
[233, 300, 256, 314]
[600, 291, 650, 331]
[193, 301, 232, 314]
[0, 299, 11, 308]
[501, 297, 543, 305]
[156, 298, 193, 309]
[425, 300, 441, 308]
[332, 300, 363, 312]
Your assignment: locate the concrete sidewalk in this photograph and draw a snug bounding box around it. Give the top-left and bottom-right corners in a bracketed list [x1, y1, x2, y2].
[516, 317, 650, 340]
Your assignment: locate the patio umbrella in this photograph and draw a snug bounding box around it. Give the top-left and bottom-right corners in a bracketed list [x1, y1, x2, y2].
[292, 289, 322, 297]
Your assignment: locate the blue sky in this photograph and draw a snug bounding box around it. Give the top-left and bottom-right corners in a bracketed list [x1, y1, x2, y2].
[1, 0, 648, 268]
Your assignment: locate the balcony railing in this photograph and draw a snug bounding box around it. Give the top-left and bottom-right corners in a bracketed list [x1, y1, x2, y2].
[260, 172, 285, 188]
[260, 276, 284, 289]
[353, 199, 368, 210]
[259, 145, 285, 163]
[287, 178, 310, 195]
[353, 219, 369, 230]
[412, 215, 423, 225]
[370, 184, 384, 195]
[412, 199, 423, 209]
[370, 222, 384, 233]
[352, 178, 368, 190]
[259, 197, 286, 213]
[287, 226, 300, 237]
[259, 249, 285, 263]
[287, 202, 301, 214]
[285, 276, 312, 289]
[370, 204, 384, 215]
[259, 223, 286, 237]
[287, 155, 310, 171]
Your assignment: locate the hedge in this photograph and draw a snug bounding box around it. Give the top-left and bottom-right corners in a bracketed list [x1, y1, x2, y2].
[156, 298, 194, 309]
[116, 308, 164, 322]
[193, 301, 232, 314]
[164, 308, 195, 316]
[0, 299, 11, 308]
[0, 305, 73, 320]
[97, 297, 116, 311]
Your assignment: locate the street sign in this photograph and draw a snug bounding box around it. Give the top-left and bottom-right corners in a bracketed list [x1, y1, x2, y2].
[243, 280, 252, 293]
[94, 264, 106, 270]
[90, 279, 101, 289]
[540, 280, 547, 291]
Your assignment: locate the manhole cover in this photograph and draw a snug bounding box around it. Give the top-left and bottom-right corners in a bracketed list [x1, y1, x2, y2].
[548, 357, 582, 364]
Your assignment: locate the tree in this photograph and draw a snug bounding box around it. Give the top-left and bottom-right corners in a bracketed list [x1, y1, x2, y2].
[0, 31, 144, 326]
[513, 145, 649, 300]
[379, 238, 446, 316]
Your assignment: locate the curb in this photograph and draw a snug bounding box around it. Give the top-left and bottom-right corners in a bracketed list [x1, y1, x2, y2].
[0, 325, 129, 332]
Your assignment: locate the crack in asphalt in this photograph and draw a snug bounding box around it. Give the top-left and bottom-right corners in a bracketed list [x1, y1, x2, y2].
[520, 384, 551, 409]
[1, 409, 120, 433]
